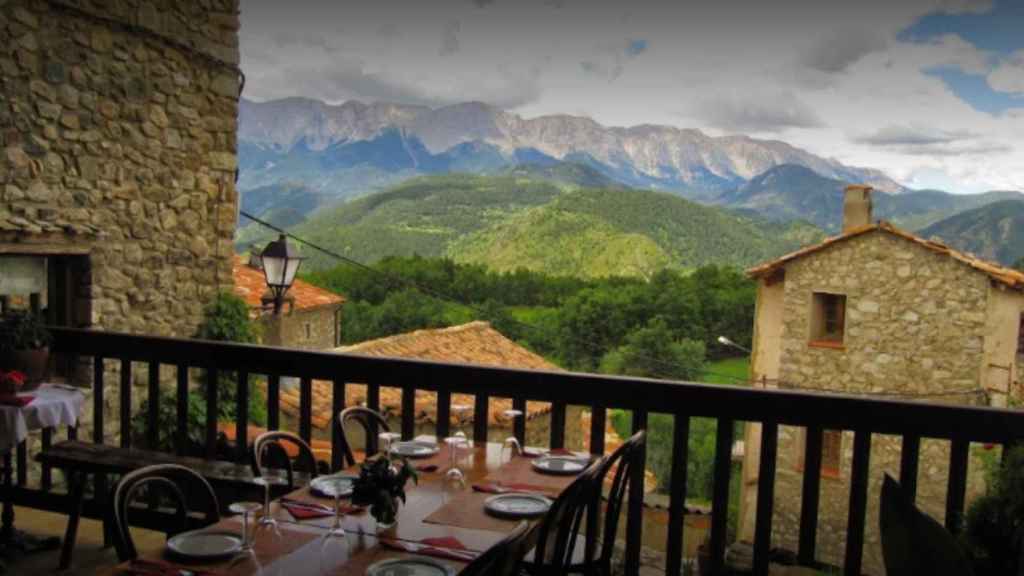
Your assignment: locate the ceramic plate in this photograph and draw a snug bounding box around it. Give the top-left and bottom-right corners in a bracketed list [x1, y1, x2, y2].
[309, 474, 357, 498]
[484, 493, 552, 519]
[166, 530, 243, 561]
[531, 455, 587, 476]
[390, 441, 440, 459]
[365, 557, 455, 576]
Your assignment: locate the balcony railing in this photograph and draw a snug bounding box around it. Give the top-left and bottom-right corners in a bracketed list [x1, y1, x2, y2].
[8, 327, 1024, 575]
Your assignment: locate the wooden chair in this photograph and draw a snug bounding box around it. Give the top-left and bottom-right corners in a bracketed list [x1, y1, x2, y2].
[530, 430, 648, 576]
[336, 406, 391, 468]
[251, 430, 322, 489]
[458, 521, 537, 576]
[110, 464, 220, 562]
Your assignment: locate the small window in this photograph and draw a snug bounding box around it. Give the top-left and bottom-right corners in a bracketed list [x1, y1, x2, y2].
[821, 430, 842, 478]
[304, 323, 312, 339]
[1017, 313, 1024, 356]
[810, 292, 846, 345]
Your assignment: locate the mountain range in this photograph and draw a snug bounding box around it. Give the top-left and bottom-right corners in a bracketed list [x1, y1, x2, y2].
[238, 97, 905, 206]
[919, 200, 1024, 266]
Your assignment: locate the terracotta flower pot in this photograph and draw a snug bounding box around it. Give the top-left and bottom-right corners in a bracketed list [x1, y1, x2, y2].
[8, 347, 50, 385]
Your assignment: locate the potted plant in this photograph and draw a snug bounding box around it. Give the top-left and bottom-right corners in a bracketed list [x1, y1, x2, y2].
[351, 454, 418, 532]
[0, 310, 53, 386]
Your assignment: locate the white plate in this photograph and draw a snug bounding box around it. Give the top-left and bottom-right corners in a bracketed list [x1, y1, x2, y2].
[365, 557, 455, 576]
[166, 530, 243, 561]
[309, 474, 357, 498]
[531, 455, 587, 476]
[390, 441, 440, 459]
[484, 493, 552, 519]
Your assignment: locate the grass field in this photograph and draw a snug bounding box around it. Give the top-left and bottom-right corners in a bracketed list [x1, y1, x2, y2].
[702, 356, 751, 385]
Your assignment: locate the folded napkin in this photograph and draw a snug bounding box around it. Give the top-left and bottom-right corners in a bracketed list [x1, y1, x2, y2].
[124, 558, 225, 576]
[522, 447, 574, 458]
[280, 498, 365, 520]
[379, 537, 477, 563]
[473, 482, 551, 495]
[0, 395, 33, 407]
[415, 464, 439, 473]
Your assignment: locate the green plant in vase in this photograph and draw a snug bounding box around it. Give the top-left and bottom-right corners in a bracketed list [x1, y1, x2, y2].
[0, 310, 53, 385]
[351, 454, 418, 530]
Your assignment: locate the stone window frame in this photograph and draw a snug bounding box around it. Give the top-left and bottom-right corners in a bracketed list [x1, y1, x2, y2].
[795, 428, 843, 480]
[809, 292, 847, 349]
[1017, 313, 1024, 357]
[304, 322, 312, 340]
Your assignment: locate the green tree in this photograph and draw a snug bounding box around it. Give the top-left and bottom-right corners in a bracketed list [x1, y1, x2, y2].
[1014, 256, 1024, 273]
[598, 318, 705, 380]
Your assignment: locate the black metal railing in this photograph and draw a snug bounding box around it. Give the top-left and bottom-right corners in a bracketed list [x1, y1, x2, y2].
[6, 327, 1024, 575]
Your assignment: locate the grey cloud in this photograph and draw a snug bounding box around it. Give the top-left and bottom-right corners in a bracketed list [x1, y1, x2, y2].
[440, 20, 461, 56]
[694, 92, 824, 133]
[800, 27, 888, 74]
[854, 125, 977, 146]
[894, 142, 1011, 156]
[471, 0, 497, 6]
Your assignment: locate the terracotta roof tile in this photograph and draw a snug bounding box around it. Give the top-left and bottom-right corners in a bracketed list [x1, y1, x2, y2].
[232, 255, 344, 312]
[280, 321, 561, 430]
[747, 221, 1024, 290]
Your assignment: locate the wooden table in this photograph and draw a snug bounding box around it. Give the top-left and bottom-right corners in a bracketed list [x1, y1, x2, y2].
[100, 441, 584, 575]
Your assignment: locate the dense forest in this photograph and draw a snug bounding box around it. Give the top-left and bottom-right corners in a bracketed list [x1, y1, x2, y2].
[303, 255, 756, 375]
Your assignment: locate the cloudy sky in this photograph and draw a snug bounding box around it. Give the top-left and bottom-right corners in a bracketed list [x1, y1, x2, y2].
[240, 0, 1024, 193]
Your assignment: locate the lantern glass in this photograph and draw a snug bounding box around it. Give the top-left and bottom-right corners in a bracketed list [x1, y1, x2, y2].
[260, 235, 303, 293]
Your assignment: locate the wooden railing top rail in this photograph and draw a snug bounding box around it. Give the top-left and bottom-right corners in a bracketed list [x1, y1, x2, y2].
[53, 327, 1024, 443]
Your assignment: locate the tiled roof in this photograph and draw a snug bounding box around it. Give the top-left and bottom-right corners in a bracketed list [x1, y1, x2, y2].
[280, 321, 562, 430]
[747, 221, 1024, 290]
[0, 210, 103, 236]
[232, 255, 344, 312]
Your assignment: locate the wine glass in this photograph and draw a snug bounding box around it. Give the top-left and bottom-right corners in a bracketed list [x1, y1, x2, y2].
[444, 435, 467, 484]
[316, 476, 351, 574]
[502, 409, 524, 462]
[229, 501, 262, 551]
[378, 431, 401, 456]
[252, 476, 285, 539]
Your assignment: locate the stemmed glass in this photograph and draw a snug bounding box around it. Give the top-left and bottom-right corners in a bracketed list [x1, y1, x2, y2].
[502, 409, 524, 462]
[317, 476, 351, 575]
[228, 501, 263, 575]
[445, 404, 472, 483]
[252, 476, 285, 539]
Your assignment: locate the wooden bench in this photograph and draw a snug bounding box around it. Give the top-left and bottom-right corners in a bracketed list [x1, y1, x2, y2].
[38, 441, 309, 569]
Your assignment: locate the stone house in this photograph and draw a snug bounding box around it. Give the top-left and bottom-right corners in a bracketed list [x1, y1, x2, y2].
[737, 185, 1024, 574]
[231, 255, 344, 350]
[0, 0, 241, 444]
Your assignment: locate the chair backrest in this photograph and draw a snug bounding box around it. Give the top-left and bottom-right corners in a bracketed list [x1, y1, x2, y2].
[111, 464, 220, 561]
[251, 430, 320, 488]
[458, 521, 537, 576]
[531, 431, 647, 576]
[531, 458, 604, 573]
[336, 406, 391, 468]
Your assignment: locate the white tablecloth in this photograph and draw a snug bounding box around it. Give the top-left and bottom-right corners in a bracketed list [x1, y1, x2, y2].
[0, 384, 86, 452]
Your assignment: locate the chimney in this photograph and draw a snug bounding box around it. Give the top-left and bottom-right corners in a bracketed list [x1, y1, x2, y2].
[843, 185, 873, 232]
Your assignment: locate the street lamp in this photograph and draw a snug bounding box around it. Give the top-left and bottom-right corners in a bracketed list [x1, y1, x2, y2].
[260, 234, 304, 315]
[717, 335, 751, 355]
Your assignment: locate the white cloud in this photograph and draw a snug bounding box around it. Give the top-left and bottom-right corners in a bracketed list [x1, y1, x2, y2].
[988, 50, 1024, 94]
[693, 92, 823, 133]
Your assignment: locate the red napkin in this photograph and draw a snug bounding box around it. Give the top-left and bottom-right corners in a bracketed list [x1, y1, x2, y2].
[415, 464, 440, 473]
[380, 538, 477, 563]
[0, 395, 33, 407]
[280, 498, 365, 520]
[472, 483, 506, 494]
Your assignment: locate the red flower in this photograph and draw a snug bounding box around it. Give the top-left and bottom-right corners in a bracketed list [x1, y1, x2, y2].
[1, 371, 25, 386]
[983, 443, 995, 450]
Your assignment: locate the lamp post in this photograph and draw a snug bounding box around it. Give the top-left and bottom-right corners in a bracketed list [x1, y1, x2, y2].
[259, 234, 304, 315]
[717, 335, 751, 355]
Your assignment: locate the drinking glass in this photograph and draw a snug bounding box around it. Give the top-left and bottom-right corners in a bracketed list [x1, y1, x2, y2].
[444, 435, 467, 484]
[228, 501, 262, 551]
[252, 476, 285, 539]
[502, 409, 524, 462]
[379, 431, 401, 456]
[317, 477, 351, 575]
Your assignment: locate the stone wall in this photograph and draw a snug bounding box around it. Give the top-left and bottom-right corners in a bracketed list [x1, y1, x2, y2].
[263, 306, 340, 351]
[766, 231, 993, 574]
[1, 0, 240, 460]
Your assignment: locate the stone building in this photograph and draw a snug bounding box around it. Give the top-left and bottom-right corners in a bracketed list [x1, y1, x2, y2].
[0, 0, 241, 442]
[737, 185, 1024, 574]
[231, 255, 344, 350]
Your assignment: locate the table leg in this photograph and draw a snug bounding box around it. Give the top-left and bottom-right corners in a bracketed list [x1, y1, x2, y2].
[58, 470, 86, 571]
[1, 450, 12, 543]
